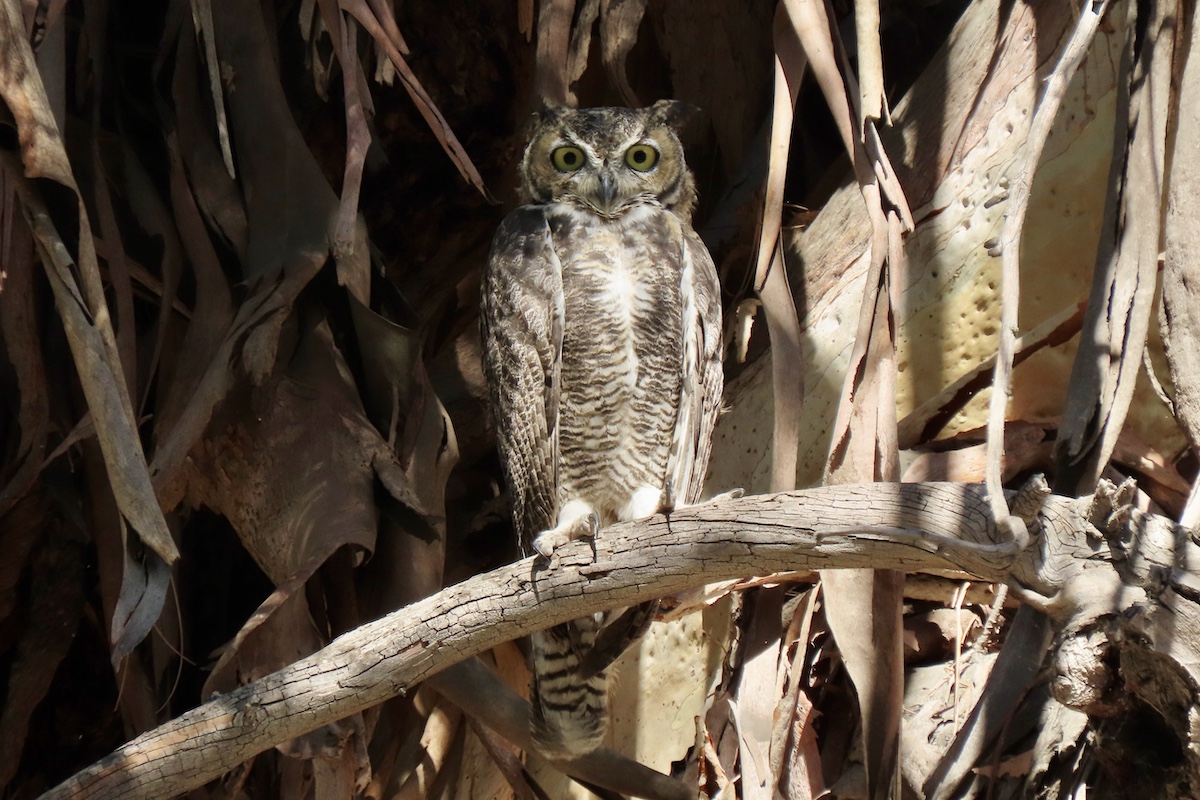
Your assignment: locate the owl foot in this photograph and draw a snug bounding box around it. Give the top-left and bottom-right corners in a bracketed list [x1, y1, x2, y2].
[711, 488, 745, 502]
[533, 511, 600, 558]
[656, 479, 676, 515]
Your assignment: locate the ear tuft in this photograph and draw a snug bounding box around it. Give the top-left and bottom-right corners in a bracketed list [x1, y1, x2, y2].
[533, 102, 569, 125]
[522, 103, 563, 141]
[648, 99, 701, 131]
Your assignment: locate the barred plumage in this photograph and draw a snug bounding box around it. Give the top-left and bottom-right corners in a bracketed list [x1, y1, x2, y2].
[480, 102, 722, 759]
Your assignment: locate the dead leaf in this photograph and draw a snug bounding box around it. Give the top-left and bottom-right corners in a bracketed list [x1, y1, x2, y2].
[187, 314, 423, 702]
[342, 0, 489, 197]
[780, 687, 823, 800]
[904, 608, 982, 664]
[117, 142, 187, 414]
[731, 588, 785, 800]
[108, 530, 173, 670]
[351, 292, 455, 519]
[187, 0, 236, 178]
[184, 316, 413, 586]
[84, 142, 137, 398]
[310, 0, 372, 305]
[0, 0, 178, 571]
[146, 133, 236, 509]
[150, 0, 360, 506]
[167, 15, 249, 258]
[773, 588, 824, 799]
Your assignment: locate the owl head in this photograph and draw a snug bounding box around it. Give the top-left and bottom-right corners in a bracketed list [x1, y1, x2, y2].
[519, 100, 699, 221]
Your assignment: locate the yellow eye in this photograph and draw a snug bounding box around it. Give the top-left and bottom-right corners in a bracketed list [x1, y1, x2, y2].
[625, 144, 659, 171]
[551, 146, 585, 172]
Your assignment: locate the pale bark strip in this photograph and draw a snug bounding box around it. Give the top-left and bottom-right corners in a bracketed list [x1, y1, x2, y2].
[736, 10, 812, 796]
[821, 282, 905, 800]
[364, 0, 410, 53]
[1161, 0, 1200, 467]
[1054, 0, 1169, 495]
[915, 9, 1122, 794]
[786, 3, 910, 797]
[39, 481, 1110, 800]
[599, 0, 649, 107]
[986, 0, 1110, 533]
[757, 4, 807, 295]
[755, 3, 808, 494]
[566, 0, 599, 90]
[758, 248, 804, 496]
[854, 0, 886, 126]
[779, 0, 853, 168]
[534, 0, 575, 105]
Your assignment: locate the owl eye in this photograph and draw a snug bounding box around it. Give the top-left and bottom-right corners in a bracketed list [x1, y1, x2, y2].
[625, 144, 659, 171]
[551, 146, 585, 172]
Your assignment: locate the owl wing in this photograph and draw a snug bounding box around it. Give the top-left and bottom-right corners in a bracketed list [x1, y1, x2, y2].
[480, 207, 564, 553]
[670, 228, 724, 506]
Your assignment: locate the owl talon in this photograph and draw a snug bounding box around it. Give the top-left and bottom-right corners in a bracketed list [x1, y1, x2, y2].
[532, 532, 563, 558]
[712, 488, 745, 502]
[533, 512, 600, 558]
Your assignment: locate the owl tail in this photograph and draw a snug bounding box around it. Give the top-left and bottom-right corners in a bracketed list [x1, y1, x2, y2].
[529, 620, 609, 759]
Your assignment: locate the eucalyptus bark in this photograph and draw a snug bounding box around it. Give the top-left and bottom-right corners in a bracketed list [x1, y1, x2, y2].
[43, 478, 1200, 800]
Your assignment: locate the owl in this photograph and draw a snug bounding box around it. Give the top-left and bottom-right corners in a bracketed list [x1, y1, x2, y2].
[480, 101, 723, 759]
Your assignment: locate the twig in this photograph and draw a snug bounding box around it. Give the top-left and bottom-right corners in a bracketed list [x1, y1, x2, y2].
[854, 0, 887, 127]
[985, 0, 1110, 537]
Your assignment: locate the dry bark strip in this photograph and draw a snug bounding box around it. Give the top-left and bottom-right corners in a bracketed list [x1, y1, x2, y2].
[38, 479, 1182, 800]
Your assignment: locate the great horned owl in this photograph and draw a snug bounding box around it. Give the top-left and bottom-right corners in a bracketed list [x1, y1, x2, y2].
[480, 101, 723, 759]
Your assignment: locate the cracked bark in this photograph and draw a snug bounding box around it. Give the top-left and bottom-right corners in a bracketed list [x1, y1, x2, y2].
[39, 478, 1200, 800]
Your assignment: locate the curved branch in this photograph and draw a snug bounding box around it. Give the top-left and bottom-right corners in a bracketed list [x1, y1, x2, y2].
[40, 480, 1101, 800]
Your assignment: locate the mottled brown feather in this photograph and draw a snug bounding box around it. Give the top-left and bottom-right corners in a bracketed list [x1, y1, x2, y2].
[481, 103, 722, 759]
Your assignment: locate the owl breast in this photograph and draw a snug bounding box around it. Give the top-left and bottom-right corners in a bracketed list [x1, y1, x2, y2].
[547, 202, 686, 525]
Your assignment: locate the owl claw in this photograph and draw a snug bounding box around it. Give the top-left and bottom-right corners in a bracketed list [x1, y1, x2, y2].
[532, 512, 600, 558]
[712, 488, 745, 502]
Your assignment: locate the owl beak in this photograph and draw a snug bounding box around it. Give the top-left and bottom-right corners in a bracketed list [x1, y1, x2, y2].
[598, 173, 617, 211]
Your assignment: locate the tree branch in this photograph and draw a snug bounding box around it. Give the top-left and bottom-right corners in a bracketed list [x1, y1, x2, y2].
[40, 480, 1116, 800]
